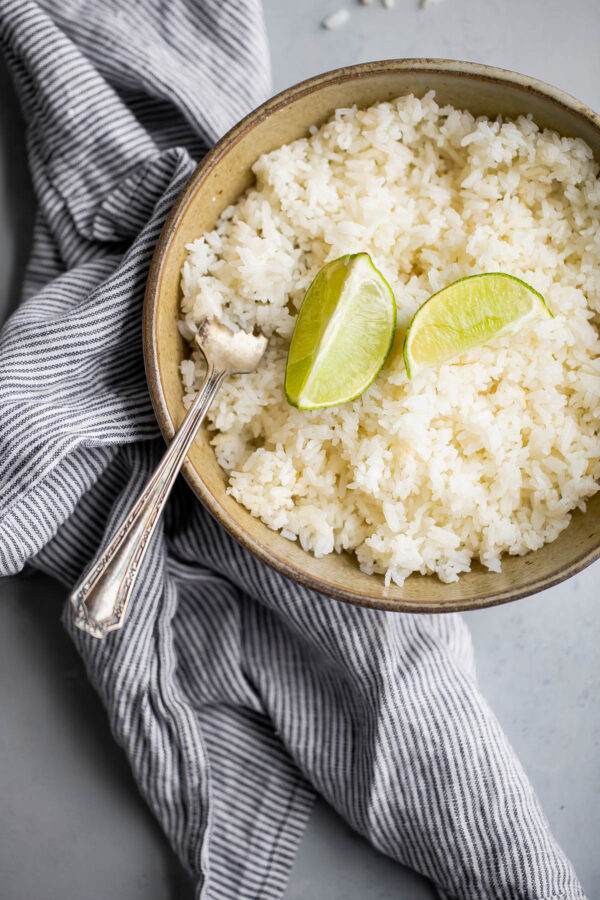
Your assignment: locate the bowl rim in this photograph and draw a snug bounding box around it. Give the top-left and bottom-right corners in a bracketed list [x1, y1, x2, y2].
[144, 57, 600, 613]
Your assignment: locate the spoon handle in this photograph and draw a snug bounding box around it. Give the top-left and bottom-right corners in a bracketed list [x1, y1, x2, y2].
[70, 364, 226, 638]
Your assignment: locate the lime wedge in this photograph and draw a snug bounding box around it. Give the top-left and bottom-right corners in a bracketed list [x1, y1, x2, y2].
[285, 253, 396, 409]
[403, 272, 552, 378]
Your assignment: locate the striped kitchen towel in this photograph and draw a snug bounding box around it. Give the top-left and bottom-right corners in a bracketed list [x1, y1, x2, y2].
[0, 1, 587, 898]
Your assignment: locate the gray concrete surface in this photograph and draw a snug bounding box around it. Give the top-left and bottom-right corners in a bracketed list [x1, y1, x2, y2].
[1, 1, 599, 898]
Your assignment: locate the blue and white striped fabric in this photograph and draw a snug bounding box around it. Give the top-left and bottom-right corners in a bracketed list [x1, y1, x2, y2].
[0, 1, 587, 897]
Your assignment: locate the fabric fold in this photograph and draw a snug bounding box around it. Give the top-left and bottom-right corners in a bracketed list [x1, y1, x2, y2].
[0, 1, 587, 897]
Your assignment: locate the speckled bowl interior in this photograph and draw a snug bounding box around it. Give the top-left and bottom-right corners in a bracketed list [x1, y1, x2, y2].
[144, 59, 600, 613]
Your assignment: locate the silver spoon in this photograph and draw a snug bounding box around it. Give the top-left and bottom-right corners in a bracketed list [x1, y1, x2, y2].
[70, 319, 268, 639]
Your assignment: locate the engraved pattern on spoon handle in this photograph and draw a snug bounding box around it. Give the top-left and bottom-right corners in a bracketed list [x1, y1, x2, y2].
[70, 364, 227, 638]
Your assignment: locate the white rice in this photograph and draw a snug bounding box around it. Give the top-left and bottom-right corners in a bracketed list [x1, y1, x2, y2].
[179, 92, 600, 586]
[322, 9, 350, 29]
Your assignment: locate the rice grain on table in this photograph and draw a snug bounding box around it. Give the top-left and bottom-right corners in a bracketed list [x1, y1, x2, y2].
[322, 9, 350, 28]
[180, 92, 600, 586]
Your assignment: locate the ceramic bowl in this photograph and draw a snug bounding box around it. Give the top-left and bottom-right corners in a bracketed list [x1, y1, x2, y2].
[144, 59, 600, 613]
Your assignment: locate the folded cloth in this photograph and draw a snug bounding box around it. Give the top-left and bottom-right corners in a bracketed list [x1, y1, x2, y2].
[0, 1, 587, 897]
